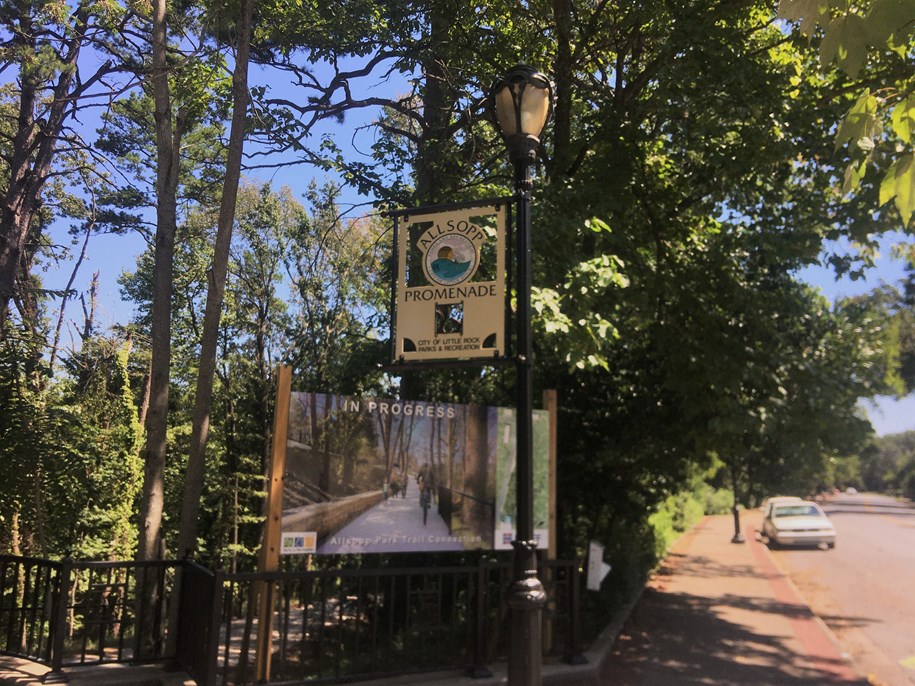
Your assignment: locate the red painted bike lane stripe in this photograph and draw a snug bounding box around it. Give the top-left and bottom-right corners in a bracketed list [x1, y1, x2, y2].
[746, 525, 862, 683]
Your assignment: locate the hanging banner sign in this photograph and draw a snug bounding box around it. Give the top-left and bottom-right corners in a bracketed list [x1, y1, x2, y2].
[392, 201, 507, 364]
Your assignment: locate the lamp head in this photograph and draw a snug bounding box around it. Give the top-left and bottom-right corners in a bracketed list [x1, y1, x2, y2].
[489, 65, 553, 166]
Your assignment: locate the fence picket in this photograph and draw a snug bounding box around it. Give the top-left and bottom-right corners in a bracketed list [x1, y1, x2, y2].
[0, 554, 581, 684]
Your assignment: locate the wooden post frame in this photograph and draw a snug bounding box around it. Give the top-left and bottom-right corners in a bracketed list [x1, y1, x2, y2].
[255, 365, 292, 682]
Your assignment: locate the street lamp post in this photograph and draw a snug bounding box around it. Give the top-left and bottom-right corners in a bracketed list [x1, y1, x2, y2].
[489, 65, 553, 686]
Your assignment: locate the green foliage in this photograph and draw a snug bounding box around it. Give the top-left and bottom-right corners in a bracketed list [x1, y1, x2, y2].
[779, 0, 914, 74]
[778, 0, 915, 225]
[647, 491, 705, 560]
[95, 90, 229, 236]
[0, 333, 142, 558]
[533, 218, 628, 371]
[58, 338, 144, 559]
[861, 430, 915, 494]
[282, 181, 389, 395]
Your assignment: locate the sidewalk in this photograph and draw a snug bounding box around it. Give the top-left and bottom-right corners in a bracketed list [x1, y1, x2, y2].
[596, 514, 866, 685]
[1, 514, 866, 686]
[0, 660, 194, 686]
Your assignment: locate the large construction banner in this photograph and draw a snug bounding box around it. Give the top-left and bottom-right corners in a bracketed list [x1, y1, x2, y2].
[280, 392, 549, 554]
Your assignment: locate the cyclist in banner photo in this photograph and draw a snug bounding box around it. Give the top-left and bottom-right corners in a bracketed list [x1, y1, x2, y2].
[418, 463, 437, 504]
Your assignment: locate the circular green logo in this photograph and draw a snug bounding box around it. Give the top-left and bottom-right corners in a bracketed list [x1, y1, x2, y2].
[424, 234, 478, 286]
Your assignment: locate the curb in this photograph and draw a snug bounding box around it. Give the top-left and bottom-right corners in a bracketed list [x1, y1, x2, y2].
[746, 522, 864, 683]
[583, 581, 647, 679]
[760, 540, 854, 662]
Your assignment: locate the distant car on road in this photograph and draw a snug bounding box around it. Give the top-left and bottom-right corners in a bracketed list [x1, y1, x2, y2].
[845, 487, 858, 494]
[762, 500, 836, 549]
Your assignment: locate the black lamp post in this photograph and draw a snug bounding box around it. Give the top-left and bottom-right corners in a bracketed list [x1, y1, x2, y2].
[489, 64, 553, 686]
[731, 470, 745, 543]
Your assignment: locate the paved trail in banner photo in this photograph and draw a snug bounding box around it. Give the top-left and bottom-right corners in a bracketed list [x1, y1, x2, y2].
[317, 483, 464, 554]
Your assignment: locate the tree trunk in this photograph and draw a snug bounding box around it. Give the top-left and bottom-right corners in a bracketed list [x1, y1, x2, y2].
[134, 2, 183, 658]
[551, 0, 574, 176]
[136, 0, 181, 564]
[175, 0, 253, 561]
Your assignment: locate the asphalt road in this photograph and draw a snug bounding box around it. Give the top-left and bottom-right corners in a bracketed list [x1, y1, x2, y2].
[765, 493, 915, 686]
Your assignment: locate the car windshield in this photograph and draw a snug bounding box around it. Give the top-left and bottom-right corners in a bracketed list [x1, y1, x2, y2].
[773, 505, 821, 517]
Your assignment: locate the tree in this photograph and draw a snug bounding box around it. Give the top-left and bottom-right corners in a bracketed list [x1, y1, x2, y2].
[283, 181, 387, 394]
[863, 430, 915, 494]
[778, 0, 915, 225]
[0, 2, 137, 322]
[135, 0, 184, 565]
[176, 0, 254, 563]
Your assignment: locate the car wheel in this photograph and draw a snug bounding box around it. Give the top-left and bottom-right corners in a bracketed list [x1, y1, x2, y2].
[827, 541, 835, 549]
[767, 538, 779, 550]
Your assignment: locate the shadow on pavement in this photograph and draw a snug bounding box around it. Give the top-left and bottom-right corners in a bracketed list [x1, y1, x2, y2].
[601, 587, 866, 686]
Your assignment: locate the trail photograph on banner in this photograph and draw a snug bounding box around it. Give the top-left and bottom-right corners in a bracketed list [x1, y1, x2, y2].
[281, 392, 549, 554]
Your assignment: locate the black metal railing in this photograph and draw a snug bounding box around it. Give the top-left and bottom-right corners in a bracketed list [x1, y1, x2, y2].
[200, 557, 583, 686]
[177, 562, 223, 686]
[1, 554, 584, 685]
[0, 555, 179, 677]
[0, 554, 59, 663]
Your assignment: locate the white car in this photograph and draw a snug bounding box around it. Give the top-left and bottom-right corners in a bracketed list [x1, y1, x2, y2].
[756, 496, 803, 538]
[760, 495, 803, 517]
[762, 500, 836, 549]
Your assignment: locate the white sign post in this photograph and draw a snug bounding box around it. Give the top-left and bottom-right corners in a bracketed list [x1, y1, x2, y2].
[586, 540, 612, 591]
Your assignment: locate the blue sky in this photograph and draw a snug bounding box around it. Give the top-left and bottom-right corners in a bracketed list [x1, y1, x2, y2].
[34, 55, 913, 437]
[796, 233, 913, 437]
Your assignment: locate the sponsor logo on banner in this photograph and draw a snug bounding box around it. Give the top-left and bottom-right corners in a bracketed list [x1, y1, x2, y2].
[281, 531, 317, 555]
